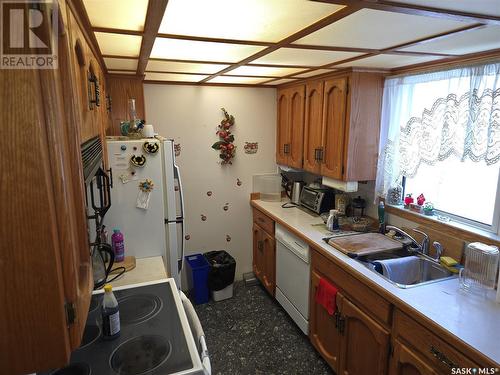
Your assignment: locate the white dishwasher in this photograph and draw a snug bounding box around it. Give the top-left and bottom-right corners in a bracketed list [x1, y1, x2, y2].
[275, 224, 310, 335]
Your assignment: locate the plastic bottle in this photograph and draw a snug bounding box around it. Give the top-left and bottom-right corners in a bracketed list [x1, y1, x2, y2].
[111, 228, 125, 262]
[326, 209, 339, 231]
[101, 284, 120, 340]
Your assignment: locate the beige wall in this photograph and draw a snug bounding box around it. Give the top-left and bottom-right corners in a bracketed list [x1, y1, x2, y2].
[144, 84, 277, 283]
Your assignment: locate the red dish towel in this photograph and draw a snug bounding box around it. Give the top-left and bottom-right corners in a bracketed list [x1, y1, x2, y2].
[315, 278, 338, 315]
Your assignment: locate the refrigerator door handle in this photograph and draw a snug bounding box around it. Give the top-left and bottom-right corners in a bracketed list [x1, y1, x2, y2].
[174, 164, 185, 271]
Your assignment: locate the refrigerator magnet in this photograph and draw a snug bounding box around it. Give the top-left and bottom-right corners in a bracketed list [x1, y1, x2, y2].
[143, 141, 159, 154]
[130, 154, 146, 167]
[137, 179, 154, 210]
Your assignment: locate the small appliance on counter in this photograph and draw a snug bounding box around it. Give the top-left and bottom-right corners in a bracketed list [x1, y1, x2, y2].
[299, 185, 335, 214]
[460, 242, 499, 295]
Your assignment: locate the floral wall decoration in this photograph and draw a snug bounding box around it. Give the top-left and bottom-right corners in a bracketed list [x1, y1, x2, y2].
[212, 108, 236, 164]
[244, 142, 258, 154]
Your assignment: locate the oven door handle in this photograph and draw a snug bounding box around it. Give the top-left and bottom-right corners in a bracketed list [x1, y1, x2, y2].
[179, 291, 211, 375]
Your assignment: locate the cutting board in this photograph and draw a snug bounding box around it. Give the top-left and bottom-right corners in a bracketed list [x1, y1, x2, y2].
[328, 233, 402, 257]
[109, 256, 136, 274]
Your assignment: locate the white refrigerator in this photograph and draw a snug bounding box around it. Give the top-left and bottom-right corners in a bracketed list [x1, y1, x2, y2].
[104, 136, 185, 287]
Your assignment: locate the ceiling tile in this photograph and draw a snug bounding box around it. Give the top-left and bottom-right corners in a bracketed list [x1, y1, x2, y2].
[108, 71, 137, 75]
[208, 76, 269, 84]
[150, 38, 265, 62]
[146, 60, 229, 74]
[392, 0, 500, 17]
[335, 54, 442, 69]
[294, 8, 472, 49]
[227, 65, 305, 77]
[400, 26, 500, 55]
[265, 78, 299, 85]
[95, 32, 142, 57]
[292, 69, 336, 78]
[253, 48, 362, 66]
[145, 73, 208, 82]
[159, 0, 343, 42]
[83, 0, 149, 31]
[104, 58, 138, 70]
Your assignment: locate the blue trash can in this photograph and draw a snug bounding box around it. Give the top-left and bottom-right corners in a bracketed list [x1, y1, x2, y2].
[185, 254, 210, 304]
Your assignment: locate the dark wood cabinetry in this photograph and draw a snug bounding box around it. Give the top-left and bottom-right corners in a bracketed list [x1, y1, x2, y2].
[252, 209, 276, 296]
[276, 85, 305, 168]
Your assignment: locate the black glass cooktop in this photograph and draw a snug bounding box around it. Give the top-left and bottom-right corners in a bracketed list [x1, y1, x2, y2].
[39, 282, 194, 375]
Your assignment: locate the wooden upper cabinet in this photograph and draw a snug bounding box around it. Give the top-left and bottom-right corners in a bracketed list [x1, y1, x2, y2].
[390, 341, 438, 375]
[303, 80, 324, 174]
[276, 85, 305, 169]
[309, 269, 342, 373]
[321, 77, 348, 180]
[339, 296, 390, 375]
[276, 88, 290, 165]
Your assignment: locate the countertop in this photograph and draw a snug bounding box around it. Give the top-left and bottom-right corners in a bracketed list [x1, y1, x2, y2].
[251, 199, 500, 366]
[106, 256, 168, 289]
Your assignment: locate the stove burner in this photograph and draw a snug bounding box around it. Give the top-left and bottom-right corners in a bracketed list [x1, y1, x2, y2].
[110, 335, 171, 375]
[118, 294, 162, 325]
[79, 324, 100, 349]
[89, 295, 100, 313]
[50, 362, 91, 375]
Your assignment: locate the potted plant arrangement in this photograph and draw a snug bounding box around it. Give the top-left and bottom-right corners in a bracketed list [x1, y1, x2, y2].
[404, 193, 414, 209]
[423, 202, 434, 216]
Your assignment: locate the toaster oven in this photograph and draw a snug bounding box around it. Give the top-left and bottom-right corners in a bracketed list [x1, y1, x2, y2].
[299, 186, 335, 214]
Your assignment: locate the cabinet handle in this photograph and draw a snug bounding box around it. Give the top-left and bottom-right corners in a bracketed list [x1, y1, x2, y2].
[106, 94, 112, 113]
[318, 147, 324, 162]
[283, 143, 290, 154]
[87, 71, 100, 109]
[429, 346, 457, 369]
[258, 240, 264, 251]
[314, 148, 320, 161]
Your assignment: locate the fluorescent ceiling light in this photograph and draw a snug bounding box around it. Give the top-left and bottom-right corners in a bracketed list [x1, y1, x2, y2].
[95, 32, 142, 57]
[108, 71, 137, 75]
[293, 69, 335, 78]
[145, 73, 208, 82]
[227, 65, 305, 77]
[265, 78, 298, 85]
[159, 0, 343, 42]
[104, 58, 138, 70]
[146, 60, 229, 74]
[335, 54, 442, 69]
[208, 76, 269, 84]
[150, 38, 265, 62]
[253, 48, 362, 66]
[83, 0, 149, 31]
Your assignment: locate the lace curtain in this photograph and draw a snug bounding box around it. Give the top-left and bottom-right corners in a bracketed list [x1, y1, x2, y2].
[375, 62, 500, 199]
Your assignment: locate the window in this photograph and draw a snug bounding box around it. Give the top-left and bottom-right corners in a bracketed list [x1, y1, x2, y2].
[376, 62, 500, 233]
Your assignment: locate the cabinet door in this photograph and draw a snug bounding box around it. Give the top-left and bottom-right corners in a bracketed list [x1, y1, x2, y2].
[288, 85, 305, 169]
[303, 80, 324, 174]
[261, 230, 276, 296]
[321, 77, 347, 180]
[252, 224, 264, 283]
[309, 269, 342, 373]
[339, 297, 390, 375]
[390, 341, 438, 375]
[276, 88, 290, 165]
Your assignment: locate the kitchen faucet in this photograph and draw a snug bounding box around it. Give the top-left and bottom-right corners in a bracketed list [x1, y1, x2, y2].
[385, 225, 430, 255]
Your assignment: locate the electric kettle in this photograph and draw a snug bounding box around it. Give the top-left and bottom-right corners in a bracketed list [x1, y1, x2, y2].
[92, 243, 115, 289]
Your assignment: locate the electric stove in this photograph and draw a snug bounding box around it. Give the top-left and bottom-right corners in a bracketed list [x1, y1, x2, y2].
[39, 280, 205, 375]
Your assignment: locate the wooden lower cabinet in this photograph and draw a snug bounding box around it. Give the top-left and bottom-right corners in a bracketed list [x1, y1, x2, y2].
[310, 268, 342, 373]
[339, 296, 390, 375]
[252, 222, 276, 296]
[390, 340, 438, 375]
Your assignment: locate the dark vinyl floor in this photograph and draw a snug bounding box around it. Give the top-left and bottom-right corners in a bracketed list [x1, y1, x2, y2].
[194, 282, 334, 375]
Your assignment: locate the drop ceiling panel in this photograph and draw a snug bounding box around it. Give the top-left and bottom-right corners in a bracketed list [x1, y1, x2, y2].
[108, 71, 137, 75]
[335, 54, 442, 69]
[400, 26, 500, 55]
[227, 65, 305, 77]
[253, 48, 362, 66]
[159, 0, 343, 42]
[83, 0, 149, 31]
[208, 76, 269, 84]
[265, 78, 298, 85]
[146, 60, 229, 74]
[95, 33, 142, 57]
[145, 73, 208, 82]
[150, 38, 265, 62]
[104, 58, 138, 70]
[294, 8, 471, 49]
[293, 69, 336, 78]
[392, 0, 500, 17]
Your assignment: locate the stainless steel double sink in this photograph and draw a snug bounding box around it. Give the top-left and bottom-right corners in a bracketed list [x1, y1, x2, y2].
[353, 248, 456, 288]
